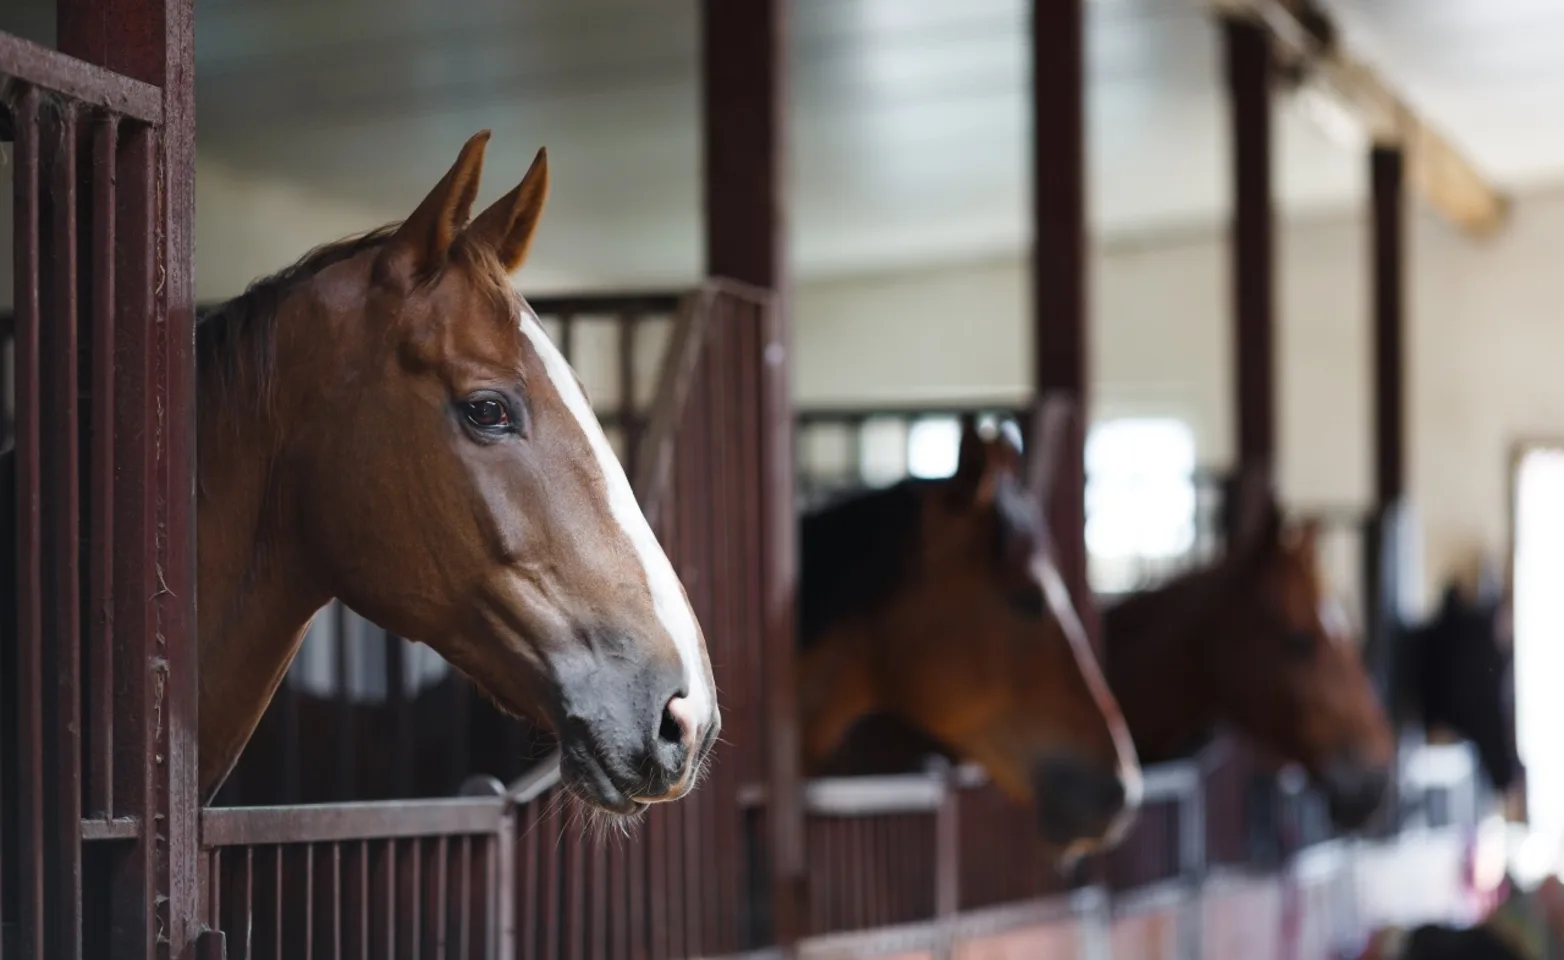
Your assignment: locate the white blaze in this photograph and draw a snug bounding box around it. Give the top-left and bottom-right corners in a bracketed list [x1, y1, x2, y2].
[517, 311, 714, 725]
[1034, 556, 1145, 814]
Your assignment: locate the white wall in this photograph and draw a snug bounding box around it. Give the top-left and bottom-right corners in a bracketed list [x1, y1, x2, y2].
[794, 188, 1564, 605]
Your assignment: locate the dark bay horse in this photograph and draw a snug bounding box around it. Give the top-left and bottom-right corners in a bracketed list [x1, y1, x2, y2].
[2, 132, 718, 816]
[1397, 581, 1521, 794]
[1104, 493, 1395, 827]
[797, 420, 1142, 854]
[822, 488, 1393, 830]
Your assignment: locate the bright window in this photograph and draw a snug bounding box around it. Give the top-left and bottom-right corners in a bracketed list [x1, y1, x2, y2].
[895, 413, 1199, 594]
[907, 417, 962, 479]
[1512, 447, 1564, 875]
[1084, 418, 1198, 593]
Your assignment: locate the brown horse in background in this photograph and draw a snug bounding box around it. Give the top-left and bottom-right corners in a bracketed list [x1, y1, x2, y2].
[821, 485, 1393, 830]
[797, 420, 1142, 855]
[0, 132, 720, 817]
[1105, 489, 1394, 827]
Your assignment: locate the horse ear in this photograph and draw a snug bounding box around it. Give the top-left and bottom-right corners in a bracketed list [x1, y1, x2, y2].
[949, 415, 989, 504]
[466, 147, 550, 274]
[1288, 517, 1321, 559]
[378, 130, 490, 283]
[1229, 475, 1282, 558]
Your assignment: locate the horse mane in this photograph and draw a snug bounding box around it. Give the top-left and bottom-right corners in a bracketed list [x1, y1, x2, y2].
[1102, 559, 1233, 660]
[194, 222, 520, 426]
[798, 480, 924, 649]
[195, 224, 402, 416]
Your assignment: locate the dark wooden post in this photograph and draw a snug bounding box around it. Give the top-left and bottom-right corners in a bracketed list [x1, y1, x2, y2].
[1223, 14, 1277, 517]
[1030, 0, 1093, 632]
[56, 0, 200, 955]
[1371, 146, 1406, 508]
[700, 0, 802, 945]
[1225, 13, 1275, 473]
[1365, 144, 1408, 778]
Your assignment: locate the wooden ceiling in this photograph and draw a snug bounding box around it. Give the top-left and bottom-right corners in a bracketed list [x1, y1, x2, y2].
[7, 0, 1564, 286]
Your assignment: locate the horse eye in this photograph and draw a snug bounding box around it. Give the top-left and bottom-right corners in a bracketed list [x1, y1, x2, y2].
[1286, 629, 1316, 658]
[1007, 584, 1047, 619]
[461, 398, 511, 431]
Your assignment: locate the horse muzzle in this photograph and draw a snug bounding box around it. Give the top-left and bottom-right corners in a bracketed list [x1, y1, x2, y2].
[1321, 753, 1390, 829]
[1033, 753, 1133, 849]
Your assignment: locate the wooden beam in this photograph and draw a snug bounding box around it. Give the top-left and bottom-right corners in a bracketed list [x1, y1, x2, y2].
[1224, 15, 1278, 481]
[1030, 0, 1093, 631]
[1214, 0, 1509, 237]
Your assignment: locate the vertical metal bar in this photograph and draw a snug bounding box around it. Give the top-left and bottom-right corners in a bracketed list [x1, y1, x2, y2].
[12, 85, 48, 960]
[409, 839, 423, 960]
[1224, 13, 1277, 479]
[382, 840, 396, 960]
[518, 809, 536, 960]
[41, 103, 85, 960]
[87, 114, 119, 819]
[158, 0, 204, 942]
[496, 812, 515, 960]
[458, 836, 472, 960]
[591, 818, 607, 960]
[208, 850, 222, 949]
[331, 843, 342, 960]
[359, 842, 369, 960]
[244, 847, 254, 960]
[305, 845, 316, 960]
[275, 846, 284, 960]
[435, 837, 448, 957]
[648, 811, 667, 958]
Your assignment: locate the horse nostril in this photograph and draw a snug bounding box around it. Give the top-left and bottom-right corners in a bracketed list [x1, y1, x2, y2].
[661, 694, 700, 750]
[1102, 774, 1127, 812]
[659, 703, 684, 745]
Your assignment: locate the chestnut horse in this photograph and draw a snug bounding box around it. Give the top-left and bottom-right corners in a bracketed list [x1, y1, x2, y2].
[823, 487, 1393, 830]
[2, 132, 718, 816]
[798, 420, 1142, 853]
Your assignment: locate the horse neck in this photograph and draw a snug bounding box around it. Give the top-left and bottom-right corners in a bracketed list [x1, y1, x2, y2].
[795, 481, 922, 772]
[1103, 564, 1227, 762]
[795, 627, 878, 774]
[195, 320, 331, 801]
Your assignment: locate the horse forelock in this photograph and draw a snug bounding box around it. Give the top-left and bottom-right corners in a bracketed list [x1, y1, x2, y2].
[798, 480, 923, 648]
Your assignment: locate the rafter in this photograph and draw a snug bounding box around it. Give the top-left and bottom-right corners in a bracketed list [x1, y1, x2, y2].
[1213, 0, 1509, 237]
